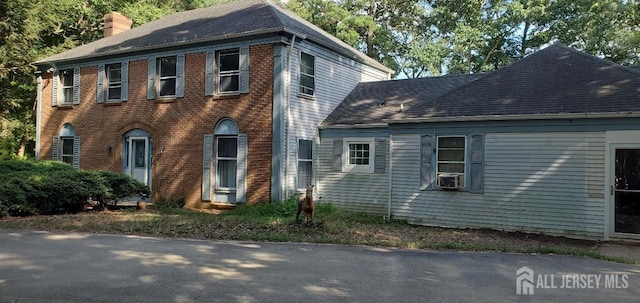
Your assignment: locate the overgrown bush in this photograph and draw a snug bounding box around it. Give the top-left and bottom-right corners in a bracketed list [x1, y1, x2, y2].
[0, 159, 149, 217]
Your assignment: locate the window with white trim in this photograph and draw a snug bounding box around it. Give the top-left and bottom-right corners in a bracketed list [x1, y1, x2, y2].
[158, 56, 177, 97]
[299, 52, 315, 96]
[216, 137, 238, 189]
[60, 137, 74, 164]
[436, 136, 466, 186]
[343, 138, 374, 173]
[218, 49, 240, 93]
[60, 69, 74, 104]
[106, 63, 122, 101]
[297, 139, 313, 189]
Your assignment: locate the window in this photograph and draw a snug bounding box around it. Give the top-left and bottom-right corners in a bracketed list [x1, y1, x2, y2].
[54, 124, 79, 169]
[299, 52, 315, 96]
[218, 49, 240, 93]
[60, 69, 74, 104]
[297, 139, 313, 189]
[343, 138, 374, 173]
[216, 137, 238, 189]
[158, 56, 177, 97]
[60, 137, 74, 164]
[106, 63, 122, 100]
[436, 136, 466, 186]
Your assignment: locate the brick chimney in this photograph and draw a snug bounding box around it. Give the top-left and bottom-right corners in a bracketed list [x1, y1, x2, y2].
[103, 12, 132, 37]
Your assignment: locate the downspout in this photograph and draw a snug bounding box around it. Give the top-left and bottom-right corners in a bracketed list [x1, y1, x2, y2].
[284, 34, 297, 201]
[387, 134, 393, 220]
[35, 72, 43, 159]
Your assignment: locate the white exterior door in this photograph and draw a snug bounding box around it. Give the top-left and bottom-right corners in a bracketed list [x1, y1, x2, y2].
[128, 137, 149, 186]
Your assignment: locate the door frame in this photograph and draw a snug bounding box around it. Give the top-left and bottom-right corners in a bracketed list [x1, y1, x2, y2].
[126, 136, 151, 188]
[605, 131, 640, 240]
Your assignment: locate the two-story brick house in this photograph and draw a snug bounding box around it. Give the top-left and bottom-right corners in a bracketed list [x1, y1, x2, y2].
[34, 0, 391, 206]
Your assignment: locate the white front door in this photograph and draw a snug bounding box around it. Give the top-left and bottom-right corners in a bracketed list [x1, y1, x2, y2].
[610, 143, 640, 236]
[128, 137, 149, 186]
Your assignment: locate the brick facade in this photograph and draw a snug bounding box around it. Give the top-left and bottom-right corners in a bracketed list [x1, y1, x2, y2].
[39, 44, 274, 207]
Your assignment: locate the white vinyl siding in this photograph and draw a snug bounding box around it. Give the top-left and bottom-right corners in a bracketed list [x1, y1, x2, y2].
[283, 41, 389, 198]
[390, 132, 605, 239]
[317, 137, 390, 215]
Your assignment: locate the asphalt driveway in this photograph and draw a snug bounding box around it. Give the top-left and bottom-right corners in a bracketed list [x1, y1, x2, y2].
[0, 230, 638, 302]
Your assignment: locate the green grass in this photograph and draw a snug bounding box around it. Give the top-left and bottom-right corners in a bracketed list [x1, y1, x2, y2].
[0, 201, 637, 264]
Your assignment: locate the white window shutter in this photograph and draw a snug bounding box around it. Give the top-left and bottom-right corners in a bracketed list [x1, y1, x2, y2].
[239, 47, 249, 93]
[469, 134, 484, 193]
[176, 54, 185, 98]
[236, 133, 248, 203]
[421, 134, 434, 190]
[332, 139, 343, 172]
[147, 58, 156, 99]
[121, 61, 129, 101]
[73, 67, 81, 105]
[72, 136, 81, 170]
[202, 134, 213, 201]
[52, 70, 59, 106]
[374, 138, 386, 174]
[97, 64, 105, 103]
[52, 136, 59, 160]
[205, 51, 215, 96]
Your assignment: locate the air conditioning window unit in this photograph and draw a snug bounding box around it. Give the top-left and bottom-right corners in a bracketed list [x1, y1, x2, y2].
[437, 173, 460, 189]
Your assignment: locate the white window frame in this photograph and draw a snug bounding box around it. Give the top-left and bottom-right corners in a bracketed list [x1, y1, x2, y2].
[297, 139, 313, 189]
[157, 56, 177, 98]
[343, 138, 375, 173]
[299, 52, 315, 97]
[106, 63, 122, 101]
[59, 69, 74, 104]
[60, 136, 75, 165]
[436, 135, 467, 187]
[217, 49, 240, 94]
[215, 135, 238, 192]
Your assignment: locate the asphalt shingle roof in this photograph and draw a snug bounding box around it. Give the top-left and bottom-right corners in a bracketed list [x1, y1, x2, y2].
[36, 0, 391, 73]
[391, 43, 640, 121]
[322, 74, 483, 126]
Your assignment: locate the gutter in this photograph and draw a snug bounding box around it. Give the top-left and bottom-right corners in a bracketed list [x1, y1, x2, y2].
[283, 34, 297, 201]
[382, 112, 640, 124]
[319, 123, 389, 129]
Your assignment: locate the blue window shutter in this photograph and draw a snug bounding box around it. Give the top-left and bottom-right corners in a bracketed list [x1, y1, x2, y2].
[72, 136, 81, 170]
[332, 139, 343, 172]
[121, 61, 129, 101]
[147, 58, 156, 99]
[421, 134, 434, 190]
[236, 133, 248, 203]
[176, 54, 185, 98]
[97, 65, 105, 103]
[52, 136, 59, 160]
[239, 46, 249, 93]
[374, 138, 386, 173]
[73, 67, 81, 105]
[469, 134, 484, 193]
[202, 134, 213, 201]
[205, 51, 215, 96]
[52, 70, 59, 106]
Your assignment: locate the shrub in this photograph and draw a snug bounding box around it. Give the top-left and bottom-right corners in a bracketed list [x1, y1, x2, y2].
[0, 159, 150, 216]
[152, 197, 186, 210]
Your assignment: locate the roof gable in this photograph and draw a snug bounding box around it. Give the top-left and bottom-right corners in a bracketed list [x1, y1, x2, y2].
[36, 0, 390, 72]
[391, 43, 640, 121]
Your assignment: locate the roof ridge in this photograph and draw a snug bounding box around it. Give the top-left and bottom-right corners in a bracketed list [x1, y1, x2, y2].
[551, 42, 640, 77]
